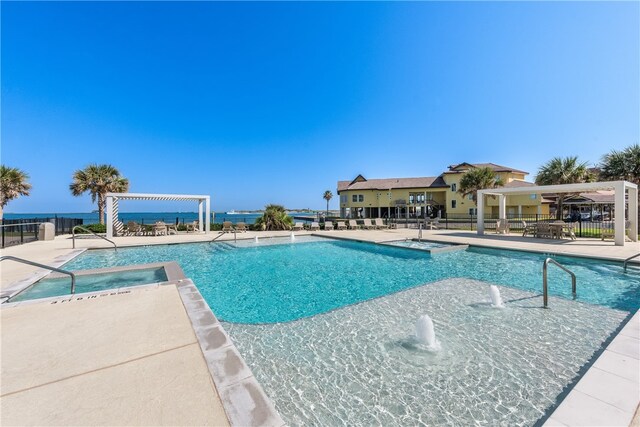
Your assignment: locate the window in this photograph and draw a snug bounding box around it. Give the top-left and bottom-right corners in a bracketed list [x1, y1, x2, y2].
[409, 194, 415, 204]
[425, 193, 433, 201]
[340, 195, 347, 203]
[358, 195, 364, 202]
[452, 200, 457, 209]
[469, 208, 477, 215]
[451, 183, 457, 192]
[417, 194, 425, 203]
[352, 194, 358, 202]
[530, 194, 537, 200]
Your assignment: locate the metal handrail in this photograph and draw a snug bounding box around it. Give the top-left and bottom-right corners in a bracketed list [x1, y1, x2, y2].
[210, 229, 237, 244]
[0, 222, 43, 227]
[72, 225, 117, 250]
[0, 256, 76, 296]
[542, 258, 576, 308]
[623, 253, 640, 272]
[418, 222, 423, 242]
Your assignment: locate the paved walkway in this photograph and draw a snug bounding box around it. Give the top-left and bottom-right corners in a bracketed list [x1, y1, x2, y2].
[1, 285, 229, 426]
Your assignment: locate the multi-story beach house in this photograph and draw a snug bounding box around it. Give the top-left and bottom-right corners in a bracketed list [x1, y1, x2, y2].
[337, 162, 551, 219]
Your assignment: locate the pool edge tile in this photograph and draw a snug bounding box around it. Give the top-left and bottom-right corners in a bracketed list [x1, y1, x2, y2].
[175, 279, 285, 427]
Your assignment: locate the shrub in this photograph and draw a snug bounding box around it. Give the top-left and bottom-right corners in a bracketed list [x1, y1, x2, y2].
[76, 223, 106, 234]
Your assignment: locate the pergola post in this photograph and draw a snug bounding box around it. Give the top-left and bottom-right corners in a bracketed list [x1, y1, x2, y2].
[205, 196, 211, 234]
[477, 191, 485, 234]
[106, 196, 114, 239]
[198, 200, 204, 232]
[614, 182, 625, 246]
[498, 195, 506, 219]
[628, 184, 638, 242]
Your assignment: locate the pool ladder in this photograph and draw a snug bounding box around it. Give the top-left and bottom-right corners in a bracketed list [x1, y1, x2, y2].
[72, 225, 117, 251]
[623, 253, 640, 273]
[542, 258, 576, 308]
[0, 256, 76, 301]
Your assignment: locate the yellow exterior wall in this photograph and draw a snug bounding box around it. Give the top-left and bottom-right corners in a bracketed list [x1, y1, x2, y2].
[338, 169, 549, 217]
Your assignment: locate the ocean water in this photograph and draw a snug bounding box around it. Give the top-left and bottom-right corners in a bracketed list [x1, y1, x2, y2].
[3, 211, 316, 225]
[48, 236, 639, 320]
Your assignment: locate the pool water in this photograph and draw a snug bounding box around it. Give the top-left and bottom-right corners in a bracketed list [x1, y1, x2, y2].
[384, 240, 449, 249]
[56, 236, 639, 322]
[11, 267, 167, 302]
[224, 279, 629, 426]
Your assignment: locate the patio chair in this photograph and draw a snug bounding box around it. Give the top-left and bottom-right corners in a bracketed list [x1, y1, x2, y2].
[235, 222, 248, 233]
[336, 221, 347, 230]
[166, 223, 178, 235]
[348, 220, 360, 230]
[222, 221, 233, 233]
[362, 219, 375, 230]
[522, 221, 537, 237]
[324, 221, 334, 231]
[153, 222, 167, 236]
[186, 221, 200, 233]
[536, 223, 552, 239]
[309, 222, 320, 231]
[601, 220, 632, 241]
[292, 222, 304, 231]
[127, 221, 143, 236]
[562, 223, 576, 240]
[374, 218, 388, 229]
[425, 219, 439, 230]
[495, 219, 510, 234]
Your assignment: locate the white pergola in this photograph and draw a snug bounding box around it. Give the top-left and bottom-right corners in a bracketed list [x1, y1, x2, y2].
[477, 181, 637, 246]
[105, 193, 211, 238]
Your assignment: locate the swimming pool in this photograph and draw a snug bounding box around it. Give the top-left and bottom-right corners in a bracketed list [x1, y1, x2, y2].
[54, 236, 639, 322]
[11, 266, 168, 302]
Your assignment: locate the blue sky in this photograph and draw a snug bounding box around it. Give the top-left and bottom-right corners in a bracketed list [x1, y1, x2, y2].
[2, 1, 638, 213]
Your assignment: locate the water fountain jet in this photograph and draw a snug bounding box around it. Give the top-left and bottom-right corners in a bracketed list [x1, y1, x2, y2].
[415, 314, 438, 349]
[290, 232, 296, 242]
[489, 285, 505, 308]
[254, 236, 259, 243]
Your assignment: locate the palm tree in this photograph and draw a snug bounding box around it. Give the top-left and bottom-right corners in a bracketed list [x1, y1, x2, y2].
[70, 164, 129, 224]
[535, 156, 592, 219]
[255, 204, 294, 230]
[458, 167, 504, 204]
[600, 144, 640, 185]
[323, 190, 333, 216]
[0, 166, 32, 221]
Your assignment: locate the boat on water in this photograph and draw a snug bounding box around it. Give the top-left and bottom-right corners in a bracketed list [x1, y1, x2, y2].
[226, 210, 238, 215]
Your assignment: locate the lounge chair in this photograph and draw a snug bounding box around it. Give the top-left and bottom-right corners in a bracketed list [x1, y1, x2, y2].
[309, 222, 320, 231]
[186, 221, 200, 233]
[222, 221, 234, 233]
[235, 222, 248, 233]
[562, 223, 576, 240]
[348, 220, 360, 230]
[374, 218, 388, 229]
[425, 219, 439, 230]
[127, 221, 143, 236]
[601, 220, 632, 241]
[324, 221, 334, 231]
[153, 222, 167, 236]
[495, 219, 510, 234]
[166, 223, 178, 235]
[292, 222, 304, 231]
[336, 221, 346, 230]
[362, 219, 375, 230]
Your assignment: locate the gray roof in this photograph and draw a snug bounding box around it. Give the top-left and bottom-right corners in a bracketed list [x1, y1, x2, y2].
[338, 176, 449, 192]
[445, 162, 529, 175]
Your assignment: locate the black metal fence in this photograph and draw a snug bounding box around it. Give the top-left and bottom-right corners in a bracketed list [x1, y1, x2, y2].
[0, 218, 84, 248]
[387, 213, 617, 239]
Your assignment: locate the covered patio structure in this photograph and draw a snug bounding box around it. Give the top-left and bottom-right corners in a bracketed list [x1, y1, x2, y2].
[477, 181, 637, 246]
[105, 193, 211, 239]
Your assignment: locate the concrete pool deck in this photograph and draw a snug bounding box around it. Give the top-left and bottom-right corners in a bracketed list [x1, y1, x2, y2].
[1, 229, 639, 425]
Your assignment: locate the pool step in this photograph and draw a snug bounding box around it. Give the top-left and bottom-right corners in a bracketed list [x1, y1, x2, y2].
[210, 242, 237, 253]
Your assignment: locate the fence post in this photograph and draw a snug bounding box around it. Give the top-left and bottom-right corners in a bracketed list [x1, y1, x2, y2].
[1, 226, 4, 248]
[579, 220, 582, 237]
[445, 214, 449, 229]
[20, 224, 24, 245]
